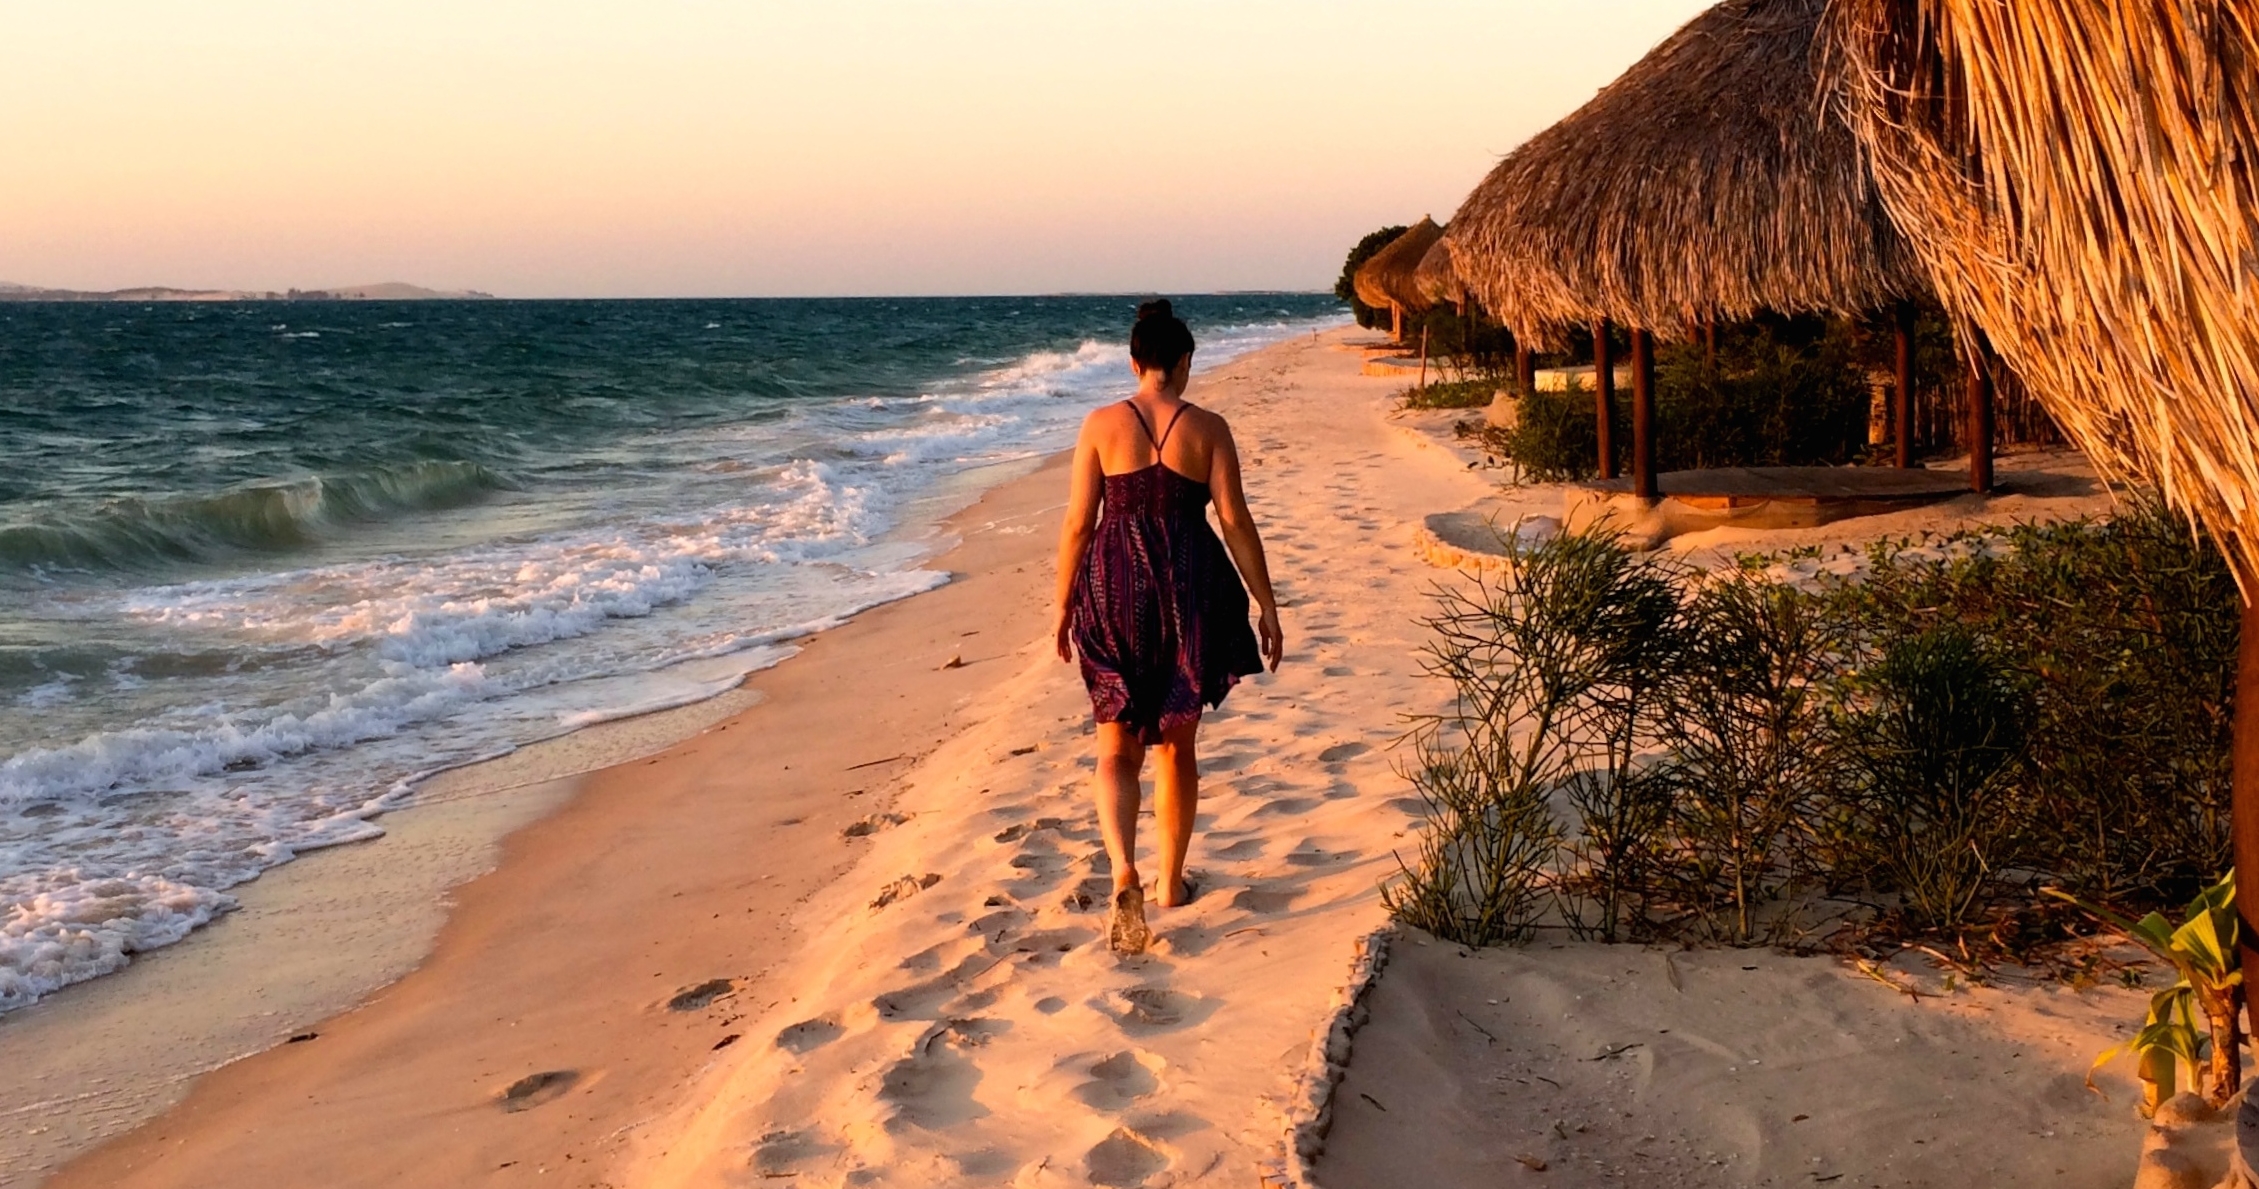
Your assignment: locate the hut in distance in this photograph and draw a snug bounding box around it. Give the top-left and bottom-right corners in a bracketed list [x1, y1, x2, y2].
[1352, 216, 1445, 343]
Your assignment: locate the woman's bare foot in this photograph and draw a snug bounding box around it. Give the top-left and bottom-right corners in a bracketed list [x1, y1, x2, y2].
[1108, 885, 1151, 955]
[1153, 871, 1198, 909]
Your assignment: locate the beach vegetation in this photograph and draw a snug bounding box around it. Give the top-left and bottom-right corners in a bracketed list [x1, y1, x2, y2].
[1335, 226, 1408, 331]
[1481, 317, 1872, 482]
[2046, 874, 2243, 1111]
[1397, 378, 1499, 412]
[1387, 505, 2238, 965]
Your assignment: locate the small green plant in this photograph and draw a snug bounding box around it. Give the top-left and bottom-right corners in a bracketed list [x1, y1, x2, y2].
[1837, 625, 2028, 930]
[1384, 524, 1680, 945]
[1400, 379, 1500, 411]
[1649, 571, 1845, 943]
[2046, 873, 2244, 1111]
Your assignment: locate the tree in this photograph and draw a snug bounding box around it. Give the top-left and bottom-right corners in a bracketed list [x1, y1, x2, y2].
[1336, 225, 1408, 330]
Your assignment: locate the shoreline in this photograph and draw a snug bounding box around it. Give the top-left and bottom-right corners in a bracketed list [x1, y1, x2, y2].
[9, 329, 1353, 1187]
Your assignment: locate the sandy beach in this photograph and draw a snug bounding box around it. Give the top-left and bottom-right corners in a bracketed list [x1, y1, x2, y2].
[18, 328, 2170, 1189]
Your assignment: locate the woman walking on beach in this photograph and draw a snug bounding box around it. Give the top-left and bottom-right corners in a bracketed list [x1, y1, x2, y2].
[1054, 299, 1284, 955]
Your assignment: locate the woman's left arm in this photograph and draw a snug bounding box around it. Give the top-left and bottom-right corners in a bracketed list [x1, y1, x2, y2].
[1207, 419, 1283, 671]
[1053, 422, 1105, 661]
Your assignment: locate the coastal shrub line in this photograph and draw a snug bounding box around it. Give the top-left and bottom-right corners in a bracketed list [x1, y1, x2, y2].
[1386, 500, 2236, 954]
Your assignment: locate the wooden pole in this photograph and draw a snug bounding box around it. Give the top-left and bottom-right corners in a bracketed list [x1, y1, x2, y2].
[1894, 301, 1917, 468]
[1417, 324, 1430, 391]
[1966, 335, 1995, 492]
[1632, 328, 1657, 502]
[1515, 345, 1536, 399]
[1593, 321, 1617, 481]
[2235, 595, 2259, 1072]
[1390, 302, 1404, 344]
[1703, 318, 1718, 369]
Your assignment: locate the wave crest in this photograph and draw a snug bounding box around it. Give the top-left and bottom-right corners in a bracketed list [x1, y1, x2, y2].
[0, 460, 510, 575]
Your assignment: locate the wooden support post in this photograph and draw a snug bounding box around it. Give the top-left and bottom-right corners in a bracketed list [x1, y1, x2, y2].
[1515, 345, 1536, 399]
[2236, 594, 2259, 1063]
[1390, 302, 1403, 344]
[1894, 301, 1917, 468]
[1417, 325, 1430, 391]
[1593, 321, 1617, 481]
[1703, 318, 1717, 369]
[1967, 336, 1995, 492]
[1632, 328, 1657, 502]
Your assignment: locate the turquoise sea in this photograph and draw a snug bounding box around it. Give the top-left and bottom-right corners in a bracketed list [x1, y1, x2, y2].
[0, 294, 1346, 1010]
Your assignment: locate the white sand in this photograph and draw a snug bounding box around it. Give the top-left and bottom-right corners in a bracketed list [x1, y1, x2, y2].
[37, 328, 2162, 1189]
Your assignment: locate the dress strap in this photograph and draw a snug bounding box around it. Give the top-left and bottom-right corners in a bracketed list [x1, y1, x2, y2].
[1154, 404, 1190, 451]
[1124, 400, 1160, 449]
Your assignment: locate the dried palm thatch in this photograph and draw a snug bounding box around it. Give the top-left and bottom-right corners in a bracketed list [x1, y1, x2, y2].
[1353, 216, 1446, 314]
[1825, 0, 2259, 584]
[1446, 0, 1924, 350]
[1412, 236, 1468, 310]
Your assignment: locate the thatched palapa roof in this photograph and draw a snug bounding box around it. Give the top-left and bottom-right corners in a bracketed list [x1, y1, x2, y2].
[1412, 237, 1468, 311]
[1352, 216, 1445, 313]
[1445, 0, 1924, 349]
[1825, 0, 2259, 584]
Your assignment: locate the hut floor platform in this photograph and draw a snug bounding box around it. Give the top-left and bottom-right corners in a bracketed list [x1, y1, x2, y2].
[1566, 465, 1971, 541]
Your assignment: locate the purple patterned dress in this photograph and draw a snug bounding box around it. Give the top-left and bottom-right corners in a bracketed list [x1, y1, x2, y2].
[1071, 402, 1263, 742]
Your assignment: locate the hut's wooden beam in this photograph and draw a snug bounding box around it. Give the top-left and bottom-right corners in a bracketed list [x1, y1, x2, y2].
[1703, 318, 1717, 369]
[1893, 301, 1916, 469]
[1593, 322, 1617, 481]
[1631, 328, 1657, 502]
[2237, 600, 2259, 1059]
[1515, 345, 1536, 400]
[1967, 337, 1995, 492]
[1390, 302, 1404, 344]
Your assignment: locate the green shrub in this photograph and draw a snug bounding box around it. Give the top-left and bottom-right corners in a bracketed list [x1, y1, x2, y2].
[1387, 503, 2239, 951]
[1837, 625, 2030, 930]
[1384, 526, 1681, 945]
[1649, 571, 1848, 943]
[1400, 379, 1500, 411]
[1495, 377, 1615, 483]
[1335, 225, 1407, 331]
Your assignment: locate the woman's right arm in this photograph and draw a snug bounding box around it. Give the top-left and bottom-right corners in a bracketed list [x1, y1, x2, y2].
[1206, 418, 1283, 671]
[1053, 419, 1105, 662]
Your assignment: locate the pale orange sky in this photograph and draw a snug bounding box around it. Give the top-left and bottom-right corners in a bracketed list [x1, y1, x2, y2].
[1, 1, 1709, 297]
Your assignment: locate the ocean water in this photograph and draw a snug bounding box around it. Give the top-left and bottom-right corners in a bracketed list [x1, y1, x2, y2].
[0, 294, 1344, 1012]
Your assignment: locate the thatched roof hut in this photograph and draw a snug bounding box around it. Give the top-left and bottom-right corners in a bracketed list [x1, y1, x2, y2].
[1445, 0, 1924, 349]
[1825, 0, 2259, 584]
[1411, 237, 1468, 311]
[1352, 216, 1445, 315]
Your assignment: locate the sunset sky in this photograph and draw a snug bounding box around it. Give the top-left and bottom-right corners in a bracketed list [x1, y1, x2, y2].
[2, 1, 1709, 298]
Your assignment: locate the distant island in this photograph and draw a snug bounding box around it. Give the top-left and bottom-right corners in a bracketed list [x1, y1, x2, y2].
[0, 281, 495, 302]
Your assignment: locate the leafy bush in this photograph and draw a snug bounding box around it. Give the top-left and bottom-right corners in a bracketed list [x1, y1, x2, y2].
[1387, 504, 2238, 952]
[1384, 527, 1680, 945]
[1485, 323, 1873, 482]
[1837, 625, 2030, 930]
[1335, 225, 1407, 331]
[1400, 378, 1500, 411]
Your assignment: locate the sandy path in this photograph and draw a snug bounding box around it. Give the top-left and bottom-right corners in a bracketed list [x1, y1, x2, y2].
[48, 328, 1490, 1187]
[1318, 938, 2154, 1189]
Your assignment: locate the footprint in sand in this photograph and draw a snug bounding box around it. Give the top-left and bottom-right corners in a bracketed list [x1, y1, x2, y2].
[1230, 885, 1302, 915]
[1099, 987, 1211, 1034]
[1074, 1050, 1163, 1111]
[1317, 742, 1370, 763]
[870, 872, 942, 909]
[752, 1128, 839, 1176]
[841, 812, 909, 838]
[775, 1016, 844, 1054]
[1211, 837, 1265, 860]
[876, 1020, 1005, 1133]
[1085, 1127, 1171, 1187]
[1250, 797, 1319, 817]
[665, 978, 735, 1012]
[497, 1069, 578, 1112]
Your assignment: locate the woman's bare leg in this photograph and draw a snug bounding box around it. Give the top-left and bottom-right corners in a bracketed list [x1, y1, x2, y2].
[1094, 723, 1146, 894]
[1151, 717, 1200, 907]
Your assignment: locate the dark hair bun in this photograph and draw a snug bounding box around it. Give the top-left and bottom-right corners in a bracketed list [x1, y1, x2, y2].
[1129, 298, 1194, 371]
